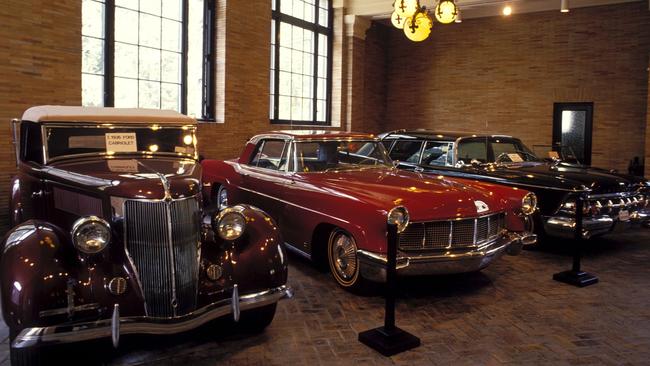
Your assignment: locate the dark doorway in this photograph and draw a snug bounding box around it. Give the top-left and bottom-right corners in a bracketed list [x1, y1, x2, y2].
[552, 102, 593, 165]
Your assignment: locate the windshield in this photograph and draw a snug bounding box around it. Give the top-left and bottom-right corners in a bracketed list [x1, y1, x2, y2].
[295, 140, 392, 172]
[45, 125, 197, 161]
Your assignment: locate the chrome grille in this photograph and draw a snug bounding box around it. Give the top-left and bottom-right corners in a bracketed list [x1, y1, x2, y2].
[124, 197, 201, 318]
[398, 212, 506, 252]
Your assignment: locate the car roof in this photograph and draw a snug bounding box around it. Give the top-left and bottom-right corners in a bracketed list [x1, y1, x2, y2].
[265, 130, 376, 140]
[21, 105, 196, 125]
[382, 129, 515, 141]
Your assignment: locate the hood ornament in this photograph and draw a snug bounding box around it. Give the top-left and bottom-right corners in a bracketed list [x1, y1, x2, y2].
[474, 200, 489, 213]
[136, 161, 173, 201]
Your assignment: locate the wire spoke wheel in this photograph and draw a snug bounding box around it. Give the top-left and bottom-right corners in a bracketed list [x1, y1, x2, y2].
[328, 229, 359, 287]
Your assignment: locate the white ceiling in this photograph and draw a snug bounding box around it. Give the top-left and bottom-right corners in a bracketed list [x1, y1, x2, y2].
[343, 0, 644, 20]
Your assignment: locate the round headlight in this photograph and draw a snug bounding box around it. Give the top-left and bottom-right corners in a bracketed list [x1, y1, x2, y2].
[521, 192, 538, 215]
[387, 206, 410, 233]
[214, 208, 246, 241]
[71, 216, 111, 254]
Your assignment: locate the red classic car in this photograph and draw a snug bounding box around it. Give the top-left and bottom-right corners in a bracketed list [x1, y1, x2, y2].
[2, 106, 289, 365]
[202, 131, 537, 289]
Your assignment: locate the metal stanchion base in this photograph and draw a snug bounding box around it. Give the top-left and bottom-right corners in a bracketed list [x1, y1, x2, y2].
[358, 326, 421, 356]
[553, 270, 599, 287]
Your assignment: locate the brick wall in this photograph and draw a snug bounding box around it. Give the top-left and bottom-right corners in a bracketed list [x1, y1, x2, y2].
[0, 0, 82, 230]
[373, 2, 650, 172]
[363, 22, 389, 134]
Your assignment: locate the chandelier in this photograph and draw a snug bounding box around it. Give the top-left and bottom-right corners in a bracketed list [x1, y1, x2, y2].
[391, 0, 460, 42]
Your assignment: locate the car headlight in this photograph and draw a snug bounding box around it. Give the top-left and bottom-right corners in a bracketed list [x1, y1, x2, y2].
[521, 192, 537, 215]
[213, 207, 247, 240]
[387, 206, 410, 233]
[71, 216, 111, 254]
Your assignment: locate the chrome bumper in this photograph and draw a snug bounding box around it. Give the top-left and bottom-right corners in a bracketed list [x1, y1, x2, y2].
[12, 285, 292, 350]
[543, 209, 650, 239]
[357, 232, 536, 282]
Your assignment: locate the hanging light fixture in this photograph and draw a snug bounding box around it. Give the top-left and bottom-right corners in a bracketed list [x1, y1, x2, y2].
[434, 0, 459, 24]
[454, 9, 462, 23]
[560, 0, 570, 13]
[393, 0, 419, 18]
[391, 11, 406, 29]
[403, 10, 433, 42]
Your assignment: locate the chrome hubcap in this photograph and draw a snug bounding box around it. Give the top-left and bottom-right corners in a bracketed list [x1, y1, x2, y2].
[331, 233, 357, 281]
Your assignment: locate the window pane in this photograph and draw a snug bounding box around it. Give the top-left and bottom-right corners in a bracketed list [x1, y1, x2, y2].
[291, 73, 302, 96]
[82, 74, 104, 107]
[114, 77, 138, 107]
[291, 50, 303, 73]
[279, 96, 290, 119]
[115, 8, 138, 43]
[139, 13, 161, 48]
[187, 0, 205, 118]
[139, 47, 161, 81]
[163, 0, 182, 20]
[82, 36, 104, 74]
[318, 8, 328, 27]
[162, 19, 181, 52]
[161, 83, 180, 110]
[162, 51, 181, 83]
[279, 71, 291, 95]
[82, 0, 105, 38]
[139, 80, 161, 108]
[279, 47, 291, 71]
[302, 76, 312, 98]
[316, 100, 326, 121]
[318, 56, 327, 78]
[140, 0, 162, 15]
[114, 42, 138, 78]
[279, 22, 292, 48]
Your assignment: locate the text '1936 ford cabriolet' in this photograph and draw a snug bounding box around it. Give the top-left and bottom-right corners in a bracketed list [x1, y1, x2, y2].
[202, 131, 537, 290]
[2, 106, 290, 365]
[380, 130, 650, 240]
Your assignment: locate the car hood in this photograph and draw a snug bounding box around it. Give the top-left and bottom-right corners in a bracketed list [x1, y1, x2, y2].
[46, 157, 201, 200]
[300, 167, 508, 221]
[481, 162, 635, 194]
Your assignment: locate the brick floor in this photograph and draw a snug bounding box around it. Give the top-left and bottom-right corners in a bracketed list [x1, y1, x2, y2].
[1, 231, 650, 365]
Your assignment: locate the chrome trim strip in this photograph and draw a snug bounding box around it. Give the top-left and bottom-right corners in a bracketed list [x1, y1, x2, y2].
[38, 303, 101, 318]
[111, 304, 120, 348]
[236, 186, 350, 224]
[409, 210, 506, 224]
[165, 201, 179, 317]
[12, 285, 290, 349]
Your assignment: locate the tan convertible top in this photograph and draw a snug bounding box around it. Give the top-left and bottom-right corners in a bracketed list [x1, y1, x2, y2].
[21, 105, 196, 125]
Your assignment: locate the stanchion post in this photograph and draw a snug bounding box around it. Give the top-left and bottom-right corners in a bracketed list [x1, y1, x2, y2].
[553, 192, 599, 287]
[358, 223, 420, 356]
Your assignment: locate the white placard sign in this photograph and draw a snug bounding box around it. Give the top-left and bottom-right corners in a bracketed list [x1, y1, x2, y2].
[507, 153, 524, 163]
[105, 133, 137, 153]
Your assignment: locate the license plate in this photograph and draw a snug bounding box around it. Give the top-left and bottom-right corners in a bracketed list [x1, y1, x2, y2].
[618, 210, 630, 221]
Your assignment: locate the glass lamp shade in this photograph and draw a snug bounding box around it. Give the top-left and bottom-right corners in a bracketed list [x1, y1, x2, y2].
[394, 0, 419, 18]
[391, 11, 406, 29]
[403, 12, 433, 42]
[435, 0, 458, 24]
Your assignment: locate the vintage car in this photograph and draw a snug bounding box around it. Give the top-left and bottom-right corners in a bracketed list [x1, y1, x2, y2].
[201, 131, 537, 290]
[2, 106, 290, 365]
[379, 130, 650, 240]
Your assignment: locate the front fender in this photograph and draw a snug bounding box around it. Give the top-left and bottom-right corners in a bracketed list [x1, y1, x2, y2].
[224, 205, 288, 294]
[0, 221, 81, 332]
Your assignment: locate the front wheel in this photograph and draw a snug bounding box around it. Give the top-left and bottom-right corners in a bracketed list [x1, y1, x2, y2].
[327, 228, 361, 289]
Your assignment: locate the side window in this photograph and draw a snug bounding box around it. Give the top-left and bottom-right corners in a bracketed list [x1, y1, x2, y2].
[457, 139, 488, 163]
[389, 140, 423, 163]
[381, 139, 393, 151]
[249, 140, 287, 171]
[421, 141, 453, 166]
[20, 122, 43, 164]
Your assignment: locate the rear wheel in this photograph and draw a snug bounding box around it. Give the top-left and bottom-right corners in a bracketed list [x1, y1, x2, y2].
[327, 228, 361, 289]
[237, 303, 277, 333]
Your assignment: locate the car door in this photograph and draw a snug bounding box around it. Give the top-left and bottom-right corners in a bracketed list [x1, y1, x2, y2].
[237, 138, 292, 224]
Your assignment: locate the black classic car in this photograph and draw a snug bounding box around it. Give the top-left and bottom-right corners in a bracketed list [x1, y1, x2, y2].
[2, 106, 290, 365]
[379, 130, 650, 240]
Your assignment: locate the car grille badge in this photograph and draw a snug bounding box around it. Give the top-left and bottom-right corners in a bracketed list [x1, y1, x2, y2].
[475, 200, 489, 214]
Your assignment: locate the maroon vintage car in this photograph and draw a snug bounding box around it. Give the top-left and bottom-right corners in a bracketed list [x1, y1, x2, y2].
[201, 131, 537, 290]
[2, 106, 290, 365]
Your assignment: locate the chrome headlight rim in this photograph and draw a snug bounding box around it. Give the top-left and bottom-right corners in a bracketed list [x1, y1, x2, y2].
[213, 206, 247, 241]
[71, 216, 111, 254]
[387, 206, 410, 233]
[521, 192, 538, 216]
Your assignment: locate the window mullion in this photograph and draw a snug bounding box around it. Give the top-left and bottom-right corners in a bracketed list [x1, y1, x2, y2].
[105, 0, 115, 107]
[181, 0, 189, 114]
